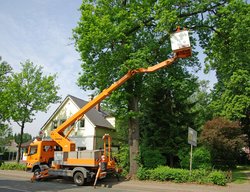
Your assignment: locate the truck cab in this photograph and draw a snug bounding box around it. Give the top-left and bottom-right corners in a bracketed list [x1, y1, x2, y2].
[26, 139, 60, 172]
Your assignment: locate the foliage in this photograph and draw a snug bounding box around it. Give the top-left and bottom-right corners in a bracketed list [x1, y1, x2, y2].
[4, 60, 61, 162]
[208, 171, 227, 186]
[179, 146, 212, 170]
[0, 162, 26, 171]
[210, 69, 250, 146]
[0, 57, 12, 133]
[5, 60, 61, 123]
[114, 144, 129, 176]
[14, 133, 32, 144]
[137, 165, 227, 186]
[189, 80, 213, 131]
[136, 166, 149, 180]
[73, 0, 244, 175]
[211, 70, 250, 120]
[203, 0, 250, 83]
[203, 1, 250, 143]
[139, 69, 199, 167]
[0, 124, 13, 153]
[201, 117, 247, 168]
[139, 146, 165, 169]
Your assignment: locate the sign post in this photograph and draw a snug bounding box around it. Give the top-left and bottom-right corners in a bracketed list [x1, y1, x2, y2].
[188, 127, 197, 175]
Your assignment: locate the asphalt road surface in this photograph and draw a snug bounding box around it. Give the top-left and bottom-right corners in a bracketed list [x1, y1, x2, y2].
[0, 170, 250, 192]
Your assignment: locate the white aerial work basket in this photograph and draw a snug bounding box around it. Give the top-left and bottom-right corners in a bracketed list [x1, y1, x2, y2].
[170, 27, 192, 58]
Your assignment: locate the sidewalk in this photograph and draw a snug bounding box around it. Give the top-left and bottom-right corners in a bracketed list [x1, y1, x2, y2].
[1, 170, 250, 192]
[0, 169, 32, 180]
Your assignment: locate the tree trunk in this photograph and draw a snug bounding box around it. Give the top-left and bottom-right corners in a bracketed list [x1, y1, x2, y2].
[16, 122, 24, 163]
[128, 96, 140, 178]
[169, 154, 174, 168]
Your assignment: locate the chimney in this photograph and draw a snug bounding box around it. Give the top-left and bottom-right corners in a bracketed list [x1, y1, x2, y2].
[88, 94, 101, 111]
[95, 103, 101, 112]
[88, 94, 94, 101]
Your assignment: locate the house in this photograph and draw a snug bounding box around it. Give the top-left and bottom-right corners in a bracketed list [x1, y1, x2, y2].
[21, 140, 33, 161]
[41, 95, 118, 151]
[4, 140, 18, 161]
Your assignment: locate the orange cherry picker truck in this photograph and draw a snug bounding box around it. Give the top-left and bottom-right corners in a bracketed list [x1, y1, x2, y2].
[26, 28, 192, 186]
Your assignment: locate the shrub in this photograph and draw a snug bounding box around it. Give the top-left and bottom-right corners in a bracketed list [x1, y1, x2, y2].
[179, 147, 211, 170]
[136, 167, 149, 180]
[137, 165, 227, 186]
[148, 166, 172, 181]
[114, 145, 129, 176]
[140, 147, 165, 169]
[148, 166, 190, 182]
[208, 170, 227, 186]
[192, 147, 211, 169]
[0, 162, 26, 171]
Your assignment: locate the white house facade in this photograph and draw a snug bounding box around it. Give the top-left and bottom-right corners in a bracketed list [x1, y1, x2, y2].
[41, 95, 117, 151]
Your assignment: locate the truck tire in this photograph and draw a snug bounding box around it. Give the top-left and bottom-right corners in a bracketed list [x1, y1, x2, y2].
[33, 168, 41, 181]
[73, 171, 85, 186]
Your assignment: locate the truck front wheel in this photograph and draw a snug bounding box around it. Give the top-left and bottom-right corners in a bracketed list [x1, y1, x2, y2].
[33, 168, 41, 181]
[73, 172, 85, 186]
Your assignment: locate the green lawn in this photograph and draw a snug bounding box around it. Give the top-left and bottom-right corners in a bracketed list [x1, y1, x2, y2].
[232, 166, 250, 184]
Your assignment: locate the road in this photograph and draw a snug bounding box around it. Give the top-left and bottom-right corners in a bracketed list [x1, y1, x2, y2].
[0, 170, 250, 192]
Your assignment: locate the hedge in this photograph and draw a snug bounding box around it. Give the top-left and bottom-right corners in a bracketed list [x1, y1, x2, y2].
[137, 166, 227, 186]
[0, 162, 26, 171]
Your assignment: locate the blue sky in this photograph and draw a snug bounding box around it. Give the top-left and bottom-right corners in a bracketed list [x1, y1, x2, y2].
[0, 0, 86, 136]
[0, 0, 216, 137]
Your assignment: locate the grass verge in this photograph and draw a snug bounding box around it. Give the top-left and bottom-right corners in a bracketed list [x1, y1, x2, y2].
[232, 166, 250, 184]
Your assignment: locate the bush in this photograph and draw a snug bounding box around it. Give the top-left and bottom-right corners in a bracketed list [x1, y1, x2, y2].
[137, 165, 227, 186]
[114, 145, 129, 176]
[140, 147, 165, 169]
[179, 147, 211, 170]
[208, 171, 227, 186]
[147, 166, 189, 182]
[192, 147, 211, 169]
[189, 169, 210, 183]
[148, 166, 173, 181]
[0, 162, 26, 171]
[136, 167, 149, 180]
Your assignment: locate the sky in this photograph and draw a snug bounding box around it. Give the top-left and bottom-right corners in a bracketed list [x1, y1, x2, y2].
[0, 0, 216, 137]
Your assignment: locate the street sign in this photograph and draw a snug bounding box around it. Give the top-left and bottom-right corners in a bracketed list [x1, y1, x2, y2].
[188, 127, 197, 175]
[188, 127, 197, 146]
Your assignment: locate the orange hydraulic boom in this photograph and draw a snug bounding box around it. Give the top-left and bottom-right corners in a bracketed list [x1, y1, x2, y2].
[50, 56, 179, 152]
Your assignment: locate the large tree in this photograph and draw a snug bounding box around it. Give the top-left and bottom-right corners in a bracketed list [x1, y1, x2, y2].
[73, 0, 232, 176]
[5, 60, 61, 162]
[202, 1, 250, 143]
[139, 67, 199, 167]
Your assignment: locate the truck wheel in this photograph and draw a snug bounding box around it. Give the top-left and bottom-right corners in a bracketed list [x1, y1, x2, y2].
[34, 168, 41, 181]
[74, 172, 85, 186]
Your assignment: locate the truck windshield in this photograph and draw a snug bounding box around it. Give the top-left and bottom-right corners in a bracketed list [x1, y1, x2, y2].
[29, 146, 38, 155]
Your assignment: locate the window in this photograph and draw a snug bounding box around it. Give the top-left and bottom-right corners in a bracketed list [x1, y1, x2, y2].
[79, 119, 85, 129]
[52, 120, 58, 129]
[43, 145, 53, 152]
[59, 119, 67, 125]
[77, 147, 86, 151]
[29, 146, 38, 155]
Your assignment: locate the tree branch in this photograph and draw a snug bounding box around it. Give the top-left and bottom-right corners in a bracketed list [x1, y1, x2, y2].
[179, 1, 228, 18]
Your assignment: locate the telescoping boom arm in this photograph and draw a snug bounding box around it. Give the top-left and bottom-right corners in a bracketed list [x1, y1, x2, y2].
[50, 28, 192, 152]
[50, 56, 178, 151]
